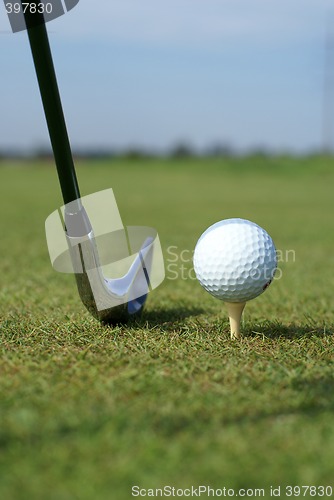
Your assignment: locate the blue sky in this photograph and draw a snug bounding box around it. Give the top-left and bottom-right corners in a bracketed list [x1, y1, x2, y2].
[0, 0, 333, 153]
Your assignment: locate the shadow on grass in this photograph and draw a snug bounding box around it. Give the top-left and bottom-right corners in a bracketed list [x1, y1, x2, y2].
[243, 320, 333, 340]
[137, 305, 207, 328]
[131, 312, 333, 339]
[292, 376, 334, 398]
[228, 376, 334, 426]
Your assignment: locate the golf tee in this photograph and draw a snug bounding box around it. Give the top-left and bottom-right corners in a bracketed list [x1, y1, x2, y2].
[226, 302, 246, 340]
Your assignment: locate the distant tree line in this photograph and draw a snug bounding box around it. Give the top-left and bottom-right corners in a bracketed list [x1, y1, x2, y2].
[0, 142, 330, 161]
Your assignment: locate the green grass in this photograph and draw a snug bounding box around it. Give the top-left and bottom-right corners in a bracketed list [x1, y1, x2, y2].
[0, 156, 334, 499]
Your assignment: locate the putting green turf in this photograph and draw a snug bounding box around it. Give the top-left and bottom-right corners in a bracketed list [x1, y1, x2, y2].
[0, 156, 334, 499]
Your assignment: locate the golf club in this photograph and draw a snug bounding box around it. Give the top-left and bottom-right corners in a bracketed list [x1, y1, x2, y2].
[23, 4, 152, 323]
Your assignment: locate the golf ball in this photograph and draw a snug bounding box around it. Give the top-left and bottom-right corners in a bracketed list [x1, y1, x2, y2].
[193, 218, 277, 303]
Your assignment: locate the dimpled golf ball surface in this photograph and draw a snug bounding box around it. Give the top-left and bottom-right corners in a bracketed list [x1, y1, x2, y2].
[193, 218, 277, 303]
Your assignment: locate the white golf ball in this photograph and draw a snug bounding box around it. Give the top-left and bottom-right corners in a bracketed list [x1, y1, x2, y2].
[193, 218, 277, 303]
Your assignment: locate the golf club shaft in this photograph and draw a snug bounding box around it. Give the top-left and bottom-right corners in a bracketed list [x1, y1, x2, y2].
[23, 6, 81, 206]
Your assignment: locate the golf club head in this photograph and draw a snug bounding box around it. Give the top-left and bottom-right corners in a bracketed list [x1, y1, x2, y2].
[67, 227, 155, 323]
[45, 189, 165, 323]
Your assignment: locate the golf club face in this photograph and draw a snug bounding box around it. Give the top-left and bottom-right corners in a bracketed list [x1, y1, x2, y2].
[66, 228, 151, 324]
[73, 250, 150, 324]
[45, 190, 165, 323]
[74, 267, 147, 324]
